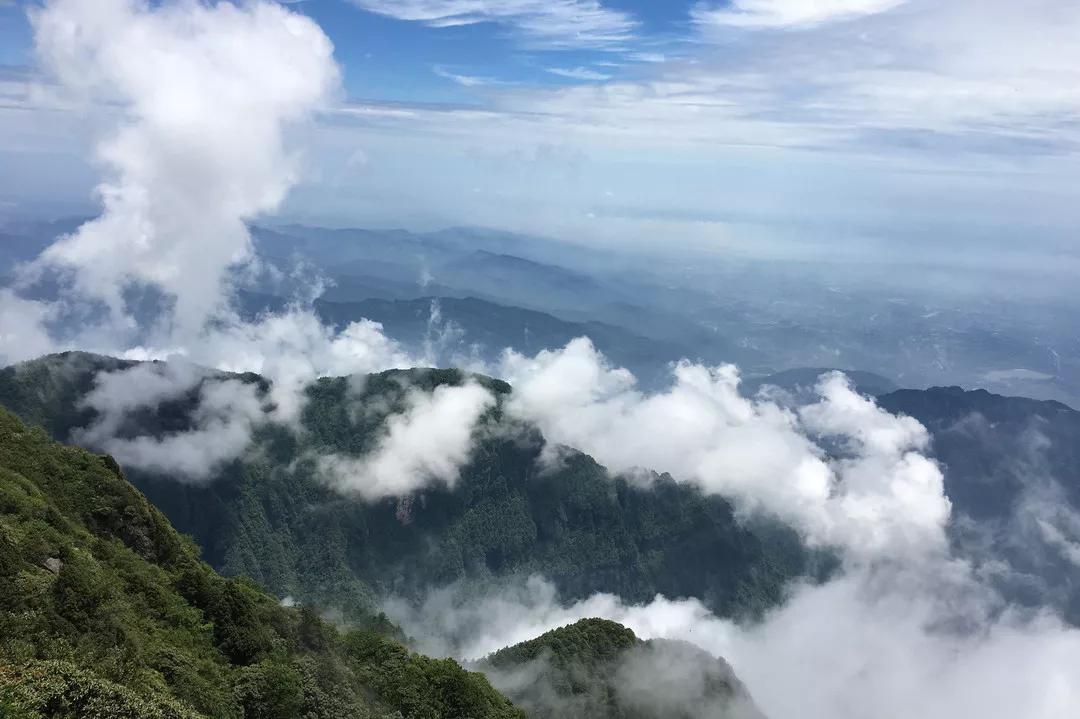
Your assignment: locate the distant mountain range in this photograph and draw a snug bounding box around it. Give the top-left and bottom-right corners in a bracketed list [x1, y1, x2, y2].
[252, 224, 1080, 409]
[251, 225, 749, 368]
[5, 219, 1077, 406]
[310, 295, 698, 391]
[240, 291, 901, 394]
[741, 367, 899, 398]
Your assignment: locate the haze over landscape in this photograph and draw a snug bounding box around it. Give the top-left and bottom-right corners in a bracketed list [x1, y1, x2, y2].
[0, 1, 1078, 718]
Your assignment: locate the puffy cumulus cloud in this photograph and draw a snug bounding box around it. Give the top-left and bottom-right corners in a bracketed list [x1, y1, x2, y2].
[499, 338, 949, 561]
[26, 0, 339, 341]
[347, 0, 637, 50]
[60, 307, 425, 482]
[317, 381, 496, 500]
[388, 570, 1080, 719]
[798, 372, 949, 556]
[692, 0, 906, 29]
[47, 308, 455, 484]
[75, 360, 269, 482]
[176, 309, 415, 423]
[0, 0, 431, 485]
[681, 572, 1080, 719]
[385, 343, 1074, 717]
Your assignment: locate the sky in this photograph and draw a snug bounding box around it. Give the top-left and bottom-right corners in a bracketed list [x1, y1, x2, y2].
[2, 0, 1080, 265]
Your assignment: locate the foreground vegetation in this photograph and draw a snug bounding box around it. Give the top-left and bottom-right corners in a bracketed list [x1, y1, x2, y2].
[0, 406, 524, 718]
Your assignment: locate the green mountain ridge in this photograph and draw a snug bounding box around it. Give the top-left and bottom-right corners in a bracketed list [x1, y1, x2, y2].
[0, 405, 525, 719]
[0, 352, 816, 627]
[0, 403, 762, 719]
[477, 618, 764, 719]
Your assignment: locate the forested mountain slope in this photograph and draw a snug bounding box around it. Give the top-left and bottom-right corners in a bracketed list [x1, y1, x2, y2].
[477, 618, 764, 719]
[0, 406, 524, 719]
[0, 353, 815, 625]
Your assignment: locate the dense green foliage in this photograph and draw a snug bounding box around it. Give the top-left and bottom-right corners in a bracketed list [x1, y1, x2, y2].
[0, 406, 524, 719]
[0, 352, 135, 440]
[0, 661, 202, 719]
[478, 619, 762, 719]
[0, 353, 817, 627]
[484, 619, 637, 673]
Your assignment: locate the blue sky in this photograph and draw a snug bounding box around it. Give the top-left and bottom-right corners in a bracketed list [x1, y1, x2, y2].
[2, 0, 1080, 271]
[272, 0, 697, 104]
[1, 0, 693, 102]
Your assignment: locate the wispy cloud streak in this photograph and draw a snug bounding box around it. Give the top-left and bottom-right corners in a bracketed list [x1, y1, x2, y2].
[347, 0, 637, 49]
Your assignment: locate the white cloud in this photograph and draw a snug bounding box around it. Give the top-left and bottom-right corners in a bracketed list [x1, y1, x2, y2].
[180, 309, 415, 423]
[347, 0, 637, 49]
[388, 568, 1080, 719]
[75, 361, 268, 482]
[25, 0, 339, 342]
[0, 0, 427, 482]
[9, 0, 1080, 262]
[692, 0, 906, 29]
[628, 52, 666, 63]
[1013, 469, 1080, 570]
[271, 0, 1080, 259]
[0, 290, 58, 366]
[93, 381, 264, 481]
[4, 0, 410, 389]
[499, 338, 949, 561]
[79, 361, 208, 431]
[545, 67, 612, 82]
[382, 342, 1077, 718]
[74, 309, 422, 480]
[1036, 517, 1080, 567]
[317, 381, 495, 500]
[321, 0, 1080, 164]
[687, 0, 1080, 147]
[67, 311, 421, 482]
[434, 65, 499, 87]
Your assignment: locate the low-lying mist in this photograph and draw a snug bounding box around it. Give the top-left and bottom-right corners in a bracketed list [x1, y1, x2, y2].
[386, 565, 1080, 719]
